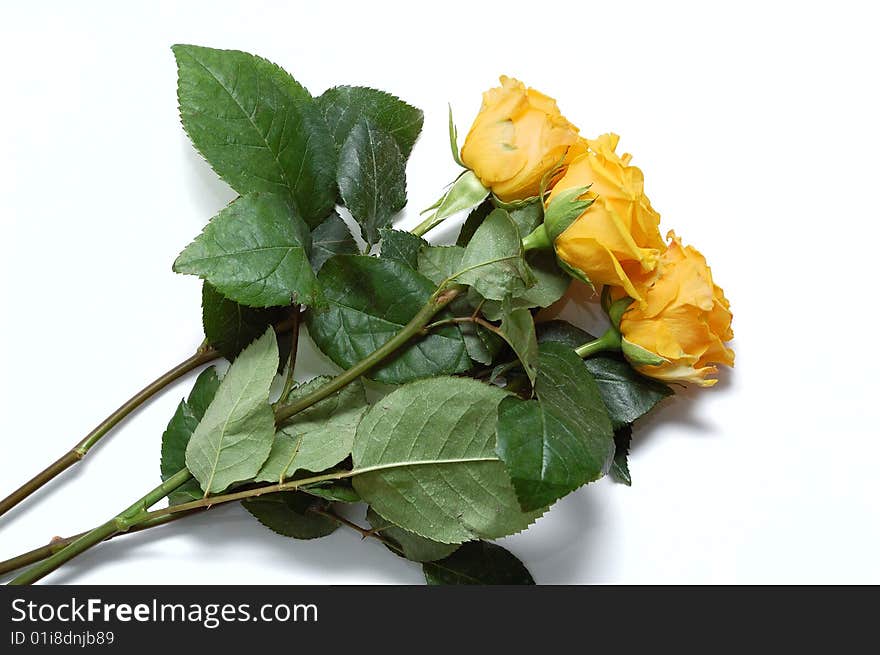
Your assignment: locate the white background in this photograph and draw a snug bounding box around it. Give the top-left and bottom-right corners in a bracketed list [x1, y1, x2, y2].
[1, 1, 878, 584]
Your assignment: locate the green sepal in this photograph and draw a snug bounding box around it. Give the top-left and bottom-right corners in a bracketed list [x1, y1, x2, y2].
[600, 285, 613, 313]
[421, 194, 444, 214]
[621, 337, 666, 367]
[556, 257, 595, 290]
[491, 193, 541, 211]
[418, 170, 490, 235]
[544, 185, 593, 243]
[534, 185, 597, 288]
[448, 104, 465, 167]
[608, 297, 634, 329]
[538, 154, 567, 201]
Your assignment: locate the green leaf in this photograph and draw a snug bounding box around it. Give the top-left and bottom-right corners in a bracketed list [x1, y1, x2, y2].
[456, 200, 493, 247]
[423, 541, 534, 585]
[352, 377, 544, 544]
[535, 320, 596, 349]
[379, 229, 427, 270]
[455, 209, 534, 301]
[496, 298, 539, 385]
[611, 424, 633, 486]
[459, 321, 504, 366]
[584, 357, 672, 429]
[496, 341, 616, 511]
[337, 119, 407, 246]
[173, 44, 336, 225]
[304, 484, 361, 504]
[160, 368, 221, 505]
[367, 508, 459, 563]
[202, 283, 289, 361]
[185, 328, 278, 494]
[439, 288, 505, 366]
[256, 376, 368, 482]
[185, 367, 222, 420]
[417, 245, 465, 286]
[517, 250, 570, 308]
[161, 403, 203, 505]
[242, 492, 338, 539]
[536, 320, 673, 429]
[309, 212, 358, 272]
[508, 200, 544, 237]
[174, 193, 318, 308]
[481, 250, 570, 320]
[317, 85, 424, 158]
[306, 256, 470, 384]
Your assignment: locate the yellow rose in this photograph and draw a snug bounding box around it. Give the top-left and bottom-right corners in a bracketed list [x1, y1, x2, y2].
[619, 232, 734, 387]
[550, 134, 664, 304]
[460, 76, 579, 202]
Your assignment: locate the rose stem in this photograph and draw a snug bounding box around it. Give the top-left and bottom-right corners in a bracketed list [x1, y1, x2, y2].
[9, 287, 463, 584]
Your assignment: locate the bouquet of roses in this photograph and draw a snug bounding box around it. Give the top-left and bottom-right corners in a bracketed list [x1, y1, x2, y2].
[1, 46, 734, 585]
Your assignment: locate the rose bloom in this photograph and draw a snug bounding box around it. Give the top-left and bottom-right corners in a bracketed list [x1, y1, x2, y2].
[551, 134, 664, 304]
[620, 232, 734, 386]
[460, 76, 579, 201]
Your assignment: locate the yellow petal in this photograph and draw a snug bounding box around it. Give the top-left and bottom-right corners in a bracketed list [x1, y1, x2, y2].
[461, 76, 579, 201]
[619, 233, 734, 387]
